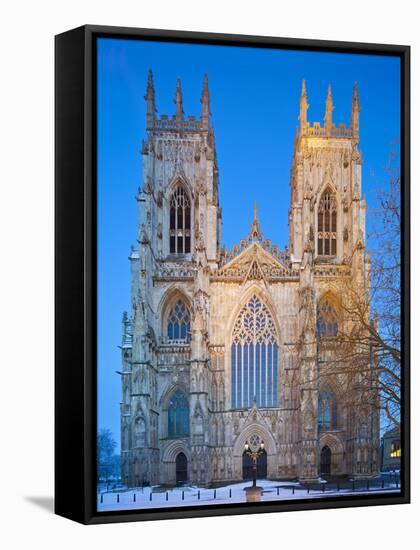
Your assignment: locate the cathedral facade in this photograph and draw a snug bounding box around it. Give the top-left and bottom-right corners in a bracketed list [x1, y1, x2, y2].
[119, 72, 380, 487]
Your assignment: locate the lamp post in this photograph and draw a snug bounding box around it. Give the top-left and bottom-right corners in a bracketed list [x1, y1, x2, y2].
[244, 439, 265, 488]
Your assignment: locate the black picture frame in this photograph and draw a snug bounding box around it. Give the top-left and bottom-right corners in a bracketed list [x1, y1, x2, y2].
[55, 24, 410, 525]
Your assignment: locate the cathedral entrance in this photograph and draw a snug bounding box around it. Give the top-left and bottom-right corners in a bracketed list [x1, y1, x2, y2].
[242, 449, 267, 480]
[320, 445, 332, 476]
[175, 452, 188, 484]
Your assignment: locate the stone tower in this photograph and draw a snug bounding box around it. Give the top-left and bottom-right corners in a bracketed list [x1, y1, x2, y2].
[289, 80, 364, 267]
[120, 71, 220, 486]
[290, 81, 378, 481]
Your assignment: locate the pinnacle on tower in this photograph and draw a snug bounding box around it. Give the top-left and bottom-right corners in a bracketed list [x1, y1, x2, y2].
[352, 81, 359, 106]
[174, 78, 184, 121]
[351, 81, 361, 139]
[201, 73, 211, 127]
[144, 69, 157, 129]
[299, 79, 309, 134]
[324, 84, 334, 136]
[248, 202, 263, 241]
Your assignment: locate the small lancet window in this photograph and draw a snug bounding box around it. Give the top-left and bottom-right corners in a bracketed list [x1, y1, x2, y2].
[318, 385, 337, 431]
[170, 185, 191, 254]
[317, 188, 337, 256]
[317, 299, 339, 338]
[168, 389, 190, 438]
[167, 299, 191, 342]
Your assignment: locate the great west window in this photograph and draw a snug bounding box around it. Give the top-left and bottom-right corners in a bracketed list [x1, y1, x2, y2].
[231, 295, 279, 409]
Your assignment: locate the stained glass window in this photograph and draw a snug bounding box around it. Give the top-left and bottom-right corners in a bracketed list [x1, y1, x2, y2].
[317, 299, 339, 338]
[167, 299, 191, 342]
[318, 385, 337, 431]
[168, 389, 189, 438]
[317, 188, 337, 256]
[170, 185, 191, 254]
[231, 295, 279, 409]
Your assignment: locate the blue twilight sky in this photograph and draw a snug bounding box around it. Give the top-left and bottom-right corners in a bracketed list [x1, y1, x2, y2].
[97, 38, 401, 446]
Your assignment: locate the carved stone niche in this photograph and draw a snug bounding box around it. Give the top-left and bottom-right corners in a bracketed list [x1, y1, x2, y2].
[194, 142, 201, 162]
[343, 227, 349, 241]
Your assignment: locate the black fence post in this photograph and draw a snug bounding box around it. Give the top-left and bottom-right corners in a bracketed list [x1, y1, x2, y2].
[322, 484, 325, 493]
[133, 493, 136, 502]
[198, 490, 200, 500]
[182, 490, 184, 501]
[229, 488, 232, 498]
[100, 493, 103, 503]
[117, 494, 120, 503]
[214, 489, 216, 499]
[307, 486, 310, 494]
[149, 492, 152, 501]
[292, 486, 295, 495]
[277, 487, 279, 496]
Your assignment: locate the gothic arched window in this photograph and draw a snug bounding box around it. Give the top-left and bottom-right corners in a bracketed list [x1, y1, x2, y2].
[170, 185, 191, 254]
[317, 188, 337, 256]
[167, 299, 191, 342]
[317, 298, 339, 338]
[231, 294, 279, 409]
[318, 385, 337, 431]
[168, 389, 189, 438]
[134, 417, 146, 447]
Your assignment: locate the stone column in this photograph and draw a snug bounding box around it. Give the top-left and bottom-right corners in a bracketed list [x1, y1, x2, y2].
[297, 264, 319, 483]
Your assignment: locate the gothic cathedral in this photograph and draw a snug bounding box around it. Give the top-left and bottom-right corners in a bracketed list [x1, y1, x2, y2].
[119, 72, 380, 487]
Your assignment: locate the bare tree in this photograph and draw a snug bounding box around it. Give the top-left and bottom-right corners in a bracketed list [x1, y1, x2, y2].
[319, 150, 401, 431]
[292, 148, 401, 433]
[357, 149, 401, 429]
[97, 428, 120, 483]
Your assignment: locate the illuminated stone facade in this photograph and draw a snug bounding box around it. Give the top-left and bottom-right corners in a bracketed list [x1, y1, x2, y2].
[120, 73, 380, 486]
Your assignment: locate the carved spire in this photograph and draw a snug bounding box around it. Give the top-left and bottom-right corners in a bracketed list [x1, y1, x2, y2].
[299, 79, 308, 134]
[248, 202, 263, 241]
[324, 84, 334, 136]
[174, 78, 184, 121]
[351, 81, 361, 139]
[201, 73, 210, 128]
[144, 69, 156, 129]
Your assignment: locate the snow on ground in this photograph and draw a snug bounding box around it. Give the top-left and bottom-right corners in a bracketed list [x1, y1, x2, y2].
[97, 478, 400, 512]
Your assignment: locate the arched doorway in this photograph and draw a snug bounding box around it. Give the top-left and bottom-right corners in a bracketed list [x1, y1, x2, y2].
[242, 449, 267, 480]
[175, 452, 188, 484]
[320, 445, 332, 476]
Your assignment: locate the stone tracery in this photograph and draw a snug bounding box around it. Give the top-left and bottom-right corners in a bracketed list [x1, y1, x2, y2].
[231, 295, 279, 409]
